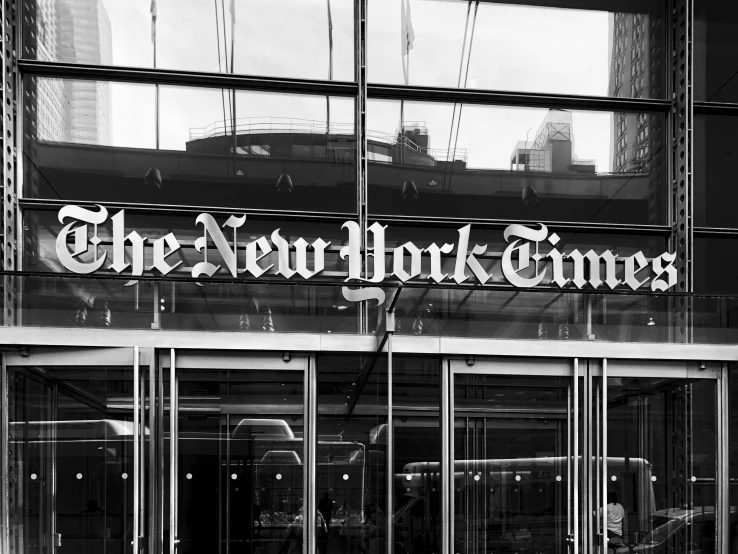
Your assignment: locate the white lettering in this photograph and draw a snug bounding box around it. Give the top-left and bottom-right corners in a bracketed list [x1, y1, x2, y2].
[56, 204, 108, 274]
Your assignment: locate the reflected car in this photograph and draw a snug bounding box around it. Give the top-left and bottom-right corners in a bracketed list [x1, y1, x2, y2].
[615, 507, 733, 554]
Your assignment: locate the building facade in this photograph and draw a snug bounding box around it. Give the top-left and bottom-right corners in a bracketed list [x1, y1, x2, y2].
[1, 1, 738, 554]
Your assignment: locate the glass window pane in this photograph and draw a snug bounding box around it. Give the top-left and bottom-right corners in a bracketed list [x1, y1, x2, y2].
[368, 0, 666, 99]
[695, 0, 738, 103]
[695, 237, 738, 294]
[7, 364, 137, 554]
[24, 0, 355, 80]
[318, 355, 388, 554]
[694, 114, 738, 228]
[367, 100, 666, 224]
[605, 377, 716, 554]
[394, 357, 441, 554]
[175, 368, 304, 553]
[24, 77, 357, 213]
[454, 373, 571, 554]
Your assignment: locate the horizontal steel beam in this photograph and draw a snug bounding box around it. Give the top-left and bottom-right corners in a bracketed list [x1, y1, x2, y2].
[21, 200, 672, 235]
[19, 59, 675, 113]
[694, 101, 738, 116]
[0, 326, 736, 361]
[376, 214, 672, 235]
[18, 59, 359, 97]
[20, 198, 357, 222]
[367, 83, 673, 113]
[694, 227, 738, 238]
[3, 268, 738, 300]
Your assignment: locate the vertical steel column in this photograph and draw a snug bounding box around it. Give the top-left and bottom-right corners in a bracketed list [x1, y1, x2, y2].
[0, 354, 8, 554]
[449, 360, 456, 554]
[148, 350, 158, 554]
[672, 0, 693, 342]
[170, 349, 178, 554]
[50, 381, 58, 552]
[602, 360, 608, 554]
[567, 380, 572, 550]
[573, 359, 579, 554]
[584, 362, 592, 554]
[717, 364, 729, 554]
[2, 0, 18, 326]
[441, 357, 451, 554]
[354, 0, 368, 333]
[226, 413, 231, 554]
[157, 350, 165, 554]
[386, 329, 394, 554]
[133, 347, 141, 553]
[305, 354, 317, 554]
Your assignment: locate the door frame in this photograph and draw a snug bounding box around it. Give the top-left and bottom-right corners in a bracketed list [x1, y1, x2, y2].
[447, 356, 726, 554]
[447, 356, 580, 554]
[163, 349, 314, 554]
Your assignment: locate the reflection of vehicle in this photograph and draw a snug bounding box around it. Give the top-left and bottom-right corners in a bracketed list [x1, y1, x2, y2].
[614, 507, 738, 554]
[400, 457, 655, 554]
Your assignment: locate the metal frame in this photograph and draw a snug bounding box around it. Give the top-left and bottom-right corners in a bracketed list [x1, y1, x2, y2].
[1, 326, 735, 361]
[0, 353, 8, 554]
[0, 344, 732, 554]
[3, 0, 19, 327]
[169, 349, 178, 554]
[672, 0, 694, 342]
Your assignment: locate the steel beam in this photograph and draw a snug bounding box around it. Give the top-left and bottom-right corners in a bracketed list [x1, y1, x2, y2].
[672, 0, 694, 342]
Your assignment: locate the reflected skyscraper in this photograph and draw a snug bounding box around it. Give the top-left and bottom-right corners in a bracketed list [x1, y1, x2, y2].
[608, 12, 664, 172]
[608, 10, 665, 225]
[28, 0, 112, 144]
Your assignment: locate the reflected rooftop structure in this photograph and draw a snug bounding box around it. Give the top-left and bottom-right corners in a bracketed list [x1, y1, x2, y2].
[510, 110, 597, 173]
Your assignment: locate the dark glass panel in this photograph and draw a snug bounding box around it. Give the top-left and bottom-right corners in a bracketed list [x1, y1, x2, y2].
[174, 368, 305, 554]
[695, 0, 738, 103]
[604, 377, 717, 554]
[7, 365, 138, 554]
[23, 0, 354, 80]
[453, 373, 571, 554]
[24, 77, 357, 213]
[694, 114, 738, 227]
[694, 237, 738, 294]
[317, 355, 388, 554]
[368, 0, 665, 99]
[394, 357, 441, 554]
[367, 101, 666, 224]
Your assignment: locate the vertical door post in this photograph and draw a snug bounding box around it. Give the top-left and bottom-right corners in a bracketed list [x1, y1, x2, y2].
[169, 349, 178, 554]
[305, 354, 317, 554]
[573, 358, 579, 554]
[441, 356, 451, 554]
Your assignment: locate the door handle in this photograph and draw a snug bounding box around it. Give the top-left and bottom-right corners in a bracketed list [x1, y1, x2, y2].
[53, 533, 62, 548]
[566, 534, 575, 546]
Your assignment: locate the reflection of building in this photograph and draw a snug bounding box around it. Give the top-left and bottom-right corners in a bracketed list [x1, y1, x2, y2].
[32, 0, 112, 144]
[608, 12, 664, 173]
[608, 12, 665, 226]
[510, 110, 596, 173]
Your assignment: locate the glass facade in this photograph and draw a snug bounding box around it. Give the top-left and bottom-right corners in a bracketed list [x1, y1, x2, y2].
[0, 1, 737, 554]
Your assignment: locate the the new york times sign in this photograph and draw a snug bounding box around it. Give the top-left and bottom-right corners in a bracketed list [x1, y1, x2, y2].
[55, 205, 677, 305]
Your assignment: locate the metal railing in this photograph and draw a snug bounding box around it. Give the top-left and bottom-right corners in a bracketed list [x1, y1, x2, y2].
[188, 117, 468, 163]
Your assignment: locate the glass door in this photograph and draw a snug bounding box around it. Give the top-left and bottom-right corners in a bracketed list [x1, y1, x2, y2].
[594, 360, 719, 554]
[165, 351, 309, 554]
[450, 357, 582, 554]
[5, 346, 150, 554]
